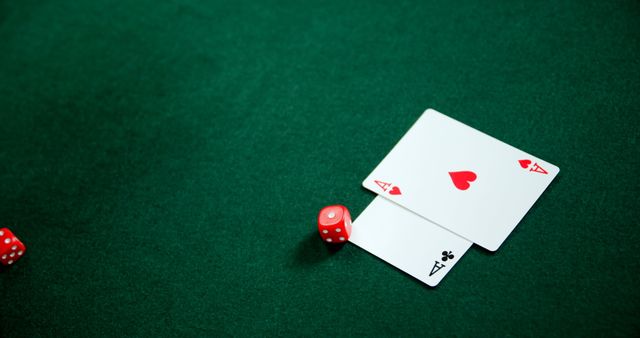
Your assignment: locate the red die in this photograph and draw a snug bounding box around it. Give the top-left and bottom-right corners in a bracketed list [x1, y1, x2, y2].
[317, 205, 352, 244]
[0, 228, 26, 266]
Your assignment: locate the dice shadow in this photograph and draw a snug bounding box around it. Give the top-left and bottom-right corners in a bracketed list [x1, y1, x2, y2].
[0, 254, 29, 273]
[290, 231, 344, 269]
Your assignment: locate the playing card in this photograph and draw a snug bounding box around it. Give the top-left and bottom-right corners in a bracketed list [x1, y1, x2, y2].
[363, 109, 559, 251]
[349, 196, 472, 287]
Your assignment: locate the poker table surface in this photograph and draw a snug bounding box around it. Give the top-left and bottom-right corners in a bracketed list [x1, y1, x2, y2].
[1, 0, 639, 336]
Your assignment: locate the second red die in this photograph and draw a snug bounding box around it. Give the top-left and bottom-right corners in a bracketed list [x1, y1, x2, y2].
[317, 205, 352, 244]
[0, 228, 26, 266]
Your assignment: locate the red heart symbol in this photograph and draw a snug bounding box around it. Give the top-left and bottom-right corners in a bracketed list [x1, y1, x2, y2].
[518, 159, 531, 169]
[448, 171, 477, 191]
[389, 186, 402, 195]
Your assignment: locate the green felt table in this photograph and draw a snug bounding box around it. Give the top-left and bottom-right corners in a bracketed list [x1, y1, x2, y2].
[1, 0, 639, 336]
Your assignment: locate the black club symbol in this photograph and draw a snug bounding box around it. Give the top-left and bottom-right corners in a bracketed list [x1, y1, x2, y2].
[441, 251, 454, 262]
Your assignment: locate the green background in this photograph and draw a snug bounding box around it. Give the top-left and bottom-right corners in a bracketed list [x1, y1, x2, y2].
[1, 0, 639, 336]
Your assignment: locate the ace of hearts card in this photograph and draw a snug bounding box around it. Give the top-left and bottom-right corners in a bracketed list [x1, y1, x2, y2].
[362, 109, 560, 251]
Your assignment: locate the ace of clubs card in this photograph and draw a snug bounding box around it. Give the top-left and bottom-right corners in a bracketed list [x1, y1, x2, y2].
[349, 196, 472, 287]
